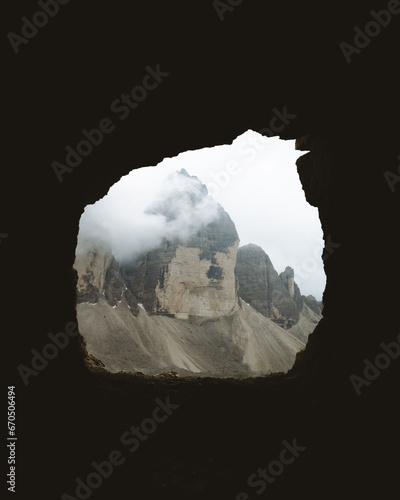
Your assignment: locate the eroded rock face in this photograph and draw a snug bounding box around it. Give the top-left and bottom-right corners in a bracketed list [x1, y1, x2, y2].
[277, 266, 304, 327]
[155, 242, 239, 319]
[74, 192, 307, 376]
[235, 243, 271, 315]
[74, 168, 241, 322]
[74, 243, 139, 315]
[74, 243, 113, 304]
[303, 294, 323, 316]
[120, 204, 241, 318]
[73, 171, 321, 376]
[120, 240, 178, 314]
[236, 244, 319, 329]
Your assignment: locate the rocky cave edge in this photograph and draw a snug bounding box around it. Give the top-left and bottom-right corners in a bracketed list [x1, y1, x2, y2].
[73, 128, 396, 385]
[7, 3, 398, 497]
[28, 120, 397, 500]
[58, 122, 397, 497]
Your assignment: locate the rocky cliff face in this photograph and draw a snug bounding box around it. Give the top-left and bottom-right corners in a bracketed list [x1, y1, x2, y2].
[118, 170, 241, 319]
[74, 243, 113, 304]
[236, 244, 312, 329]
[236, 244, 302, 328]
[73, 171, 322, 376]
[75, 170, 240, 321]
[303, 294, 323, 316]
[74, 243, 139, 315]
[120, 203, 240, 320]
[154, 241, 239, 319]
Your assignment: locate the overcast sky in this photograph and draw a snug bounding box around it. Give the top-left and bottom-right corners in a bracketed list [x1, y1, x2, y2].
[77, 130, 326, 300]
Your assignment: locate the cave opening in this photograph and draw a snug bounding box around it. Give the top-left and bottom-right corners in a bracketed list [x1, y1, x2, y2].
[74, 131, 325, 379]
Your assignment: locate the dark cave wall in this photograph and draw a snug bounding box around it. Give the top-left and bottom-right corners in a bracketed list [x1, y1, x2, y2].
[294, 125, 399, 378]
[52, 99, 398, 382]
[7, 84, 398, 388]
[4, 2, 399, 498]
[50, 106, 399, 385]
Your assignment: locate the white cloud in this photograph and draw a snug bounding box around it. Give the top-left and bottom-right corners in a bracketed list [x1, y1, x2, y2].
[76, 130, 326, 300]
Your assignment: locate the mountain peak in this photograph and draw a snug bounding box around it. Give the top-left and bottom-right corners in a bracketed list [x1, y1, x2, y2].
[74, 170, 321, 376]
[178, 168, 190, 177]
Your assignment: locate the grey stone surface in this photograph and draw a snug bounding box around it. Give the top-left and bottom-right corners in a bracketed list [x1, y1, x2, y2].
[236, 244, 321, 330]
[74, 172, 322, 376]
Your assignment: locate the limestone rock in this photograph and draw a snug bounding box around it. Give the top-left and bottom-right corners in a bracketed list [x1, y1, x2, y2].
[236, 244, 308, 329]
[303, 294, 323, 316]
[74, 243, 113, 304]
[154, 242, 239, 319]
[235, 243, 271, 316]
[74, 243, 139, 316]
[74, 170, 321, 377]
[288, 303, 322, 344]
[121, 204, 240, 319]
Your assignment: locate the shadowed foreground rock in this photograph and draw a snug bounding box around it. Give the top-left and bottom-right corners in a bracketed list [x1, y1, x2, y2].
[4, 2, 399, 498]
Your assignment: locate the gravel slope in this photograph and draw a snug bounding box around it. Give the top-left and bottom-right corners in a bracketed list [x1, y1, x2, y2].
[77, 297, 307, 377]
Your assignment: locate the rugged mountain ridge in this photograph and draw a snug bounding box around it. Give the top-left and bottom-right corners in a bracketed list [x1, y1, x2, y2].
[74, 242, 139, 315]
[74, 170, 322, 376]
[236, 244, 320, 329]
[120, 203, 240, 320]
